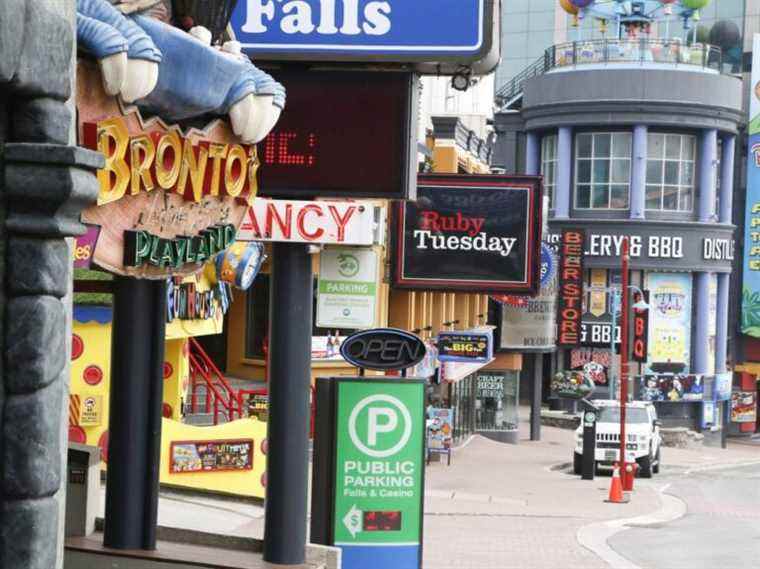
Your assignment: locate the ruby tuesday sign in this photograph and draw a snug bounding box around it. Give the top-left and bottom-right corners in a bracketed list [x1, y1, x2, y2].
[395, 175, 542, 294]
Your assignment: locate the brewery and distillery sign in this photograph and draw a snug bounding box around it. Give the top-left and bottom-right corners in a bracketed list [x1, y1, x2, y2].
[395, 175, 543, 294]
[547, 221, 734, 273]
[231, 0, 494, 64]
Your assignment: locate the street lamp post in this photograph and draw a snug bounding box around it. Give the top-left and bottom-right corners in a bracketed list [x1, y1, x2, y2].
[619, 237, 630, 488]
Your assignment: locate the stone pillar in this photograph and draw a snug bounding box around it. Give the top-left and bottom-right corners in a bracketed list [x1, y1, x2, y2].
[719, 135, 735, 224]
[555, 126, 572, 219]
[715, 272, 730, 373]
[693, 272, 711, 374]
[0, 1, 102, 567]
[698, 129, 718, 223]
[526, 131, 540, 175]
[630, 125, 647, 220]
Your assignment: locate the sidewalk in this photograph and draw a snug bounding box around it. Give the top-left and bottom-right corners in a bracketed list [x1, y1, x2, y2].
[94, 411, 758, 569]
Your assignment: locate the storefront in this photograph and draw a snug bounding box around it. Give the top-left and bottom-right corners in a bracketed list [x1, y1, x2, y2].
[548, 221, 735, 431]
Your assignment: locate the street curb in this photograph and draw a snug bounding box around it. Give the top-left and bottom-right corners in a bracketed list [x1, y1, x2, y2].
[576, 484, 687, 569]
[683, 458, 760, 475]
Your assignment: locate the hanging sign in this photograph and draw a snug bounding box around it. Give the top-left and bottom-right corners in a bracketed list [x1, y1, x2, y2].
[76, 68, 252, 279]
[340, 329, 426, 371]
[395, 174, 543, 293]
[331, 380, 425, 569]
[317, 248, 378, 329]
[231, 0, 494, 65]
[632, 291, 650, 363]
[437, 331, 492, 363]
[557, 229, 585, 346]
[499, 243, 558, 351]
[646, 273, 692, 373]
[238, 199, 375, 245]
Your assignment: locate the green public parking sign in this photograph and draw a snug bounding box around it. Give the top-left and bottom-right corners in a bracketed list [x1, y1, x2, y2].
[330, 379, 425, 569]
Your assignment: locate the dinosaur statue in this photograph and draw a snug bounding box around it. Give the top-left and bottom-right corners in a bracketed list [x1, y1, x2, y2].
[76, 0, 285, 143]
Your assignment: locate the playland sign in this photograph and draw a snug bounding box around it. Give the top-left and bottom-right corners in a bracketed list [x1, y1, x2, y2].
[77, 63, 254, 279]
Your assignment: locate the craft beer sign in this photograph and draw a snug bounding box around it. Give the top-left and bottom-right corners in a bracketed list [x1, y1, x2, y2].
[231, 0, 493, 64]
[395, 175, 542, 294]
[77, 66, 252, 279]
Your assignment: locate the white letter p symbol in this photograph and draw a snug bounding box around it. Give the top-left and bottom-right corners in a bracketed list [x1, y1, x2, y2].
[367, 407, 397, 447]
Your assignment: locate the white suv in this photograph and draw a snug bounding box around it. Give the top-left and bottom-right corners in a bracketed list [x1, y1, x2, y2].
[573, 400, 662, 478]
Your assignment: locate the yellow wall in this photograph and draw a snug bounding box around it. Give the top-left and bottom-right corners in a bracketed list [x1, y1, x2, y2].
[70, 320, 111, 455]
[162, 339, 189, 421]
[160, 417, 267, 499]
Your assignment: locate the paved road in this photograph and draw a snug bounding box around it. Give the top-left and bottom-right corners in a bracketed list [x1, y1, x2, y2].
[609, 464, 760, 569]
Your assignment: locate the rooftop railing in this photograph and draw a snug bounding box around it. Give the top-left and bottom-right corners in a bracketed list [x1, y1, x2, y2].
[496, 39, 724, 109]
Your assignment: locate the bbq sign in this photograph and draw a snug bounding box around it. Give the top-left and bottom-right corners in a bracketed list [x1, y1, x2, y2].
[395, 175, 542, 293]
[557, 229, 585, 346]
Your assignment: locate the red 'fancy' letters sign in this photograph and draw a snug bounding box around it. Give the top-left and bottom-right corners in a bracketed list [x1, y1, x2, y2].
[632, 291, 649, 363]
[557, 229, 585, 346]
[76, 60, 254, 279]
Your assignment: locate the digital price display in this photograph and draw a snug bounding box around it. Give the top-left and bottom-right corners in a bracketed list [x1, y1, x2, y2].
[363, 510, 402, 532]
[257, 69, 416, 200]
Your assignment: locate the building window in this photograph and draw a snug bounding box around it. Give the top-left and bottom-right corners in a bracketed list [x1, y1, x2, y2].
[541, 134, 558, 207]
[574, 132, 631, 210]
[645, 133, 696, 212]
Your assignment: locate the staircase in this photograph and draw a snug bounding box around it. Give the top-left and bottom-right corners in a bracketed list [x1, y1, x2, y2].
[187, 338, 243, 425]
[495, 54, 549, 111]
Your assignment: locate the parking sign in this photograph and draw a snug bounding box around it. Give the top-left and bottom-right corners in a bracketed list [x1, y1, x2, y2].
[332, 380, 425, 569]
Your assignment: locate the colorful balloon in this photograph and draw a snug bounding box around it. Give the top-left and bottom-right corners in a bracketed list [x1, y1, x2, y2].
[559, 0, 579, 15]
[681, 0, 710, 9]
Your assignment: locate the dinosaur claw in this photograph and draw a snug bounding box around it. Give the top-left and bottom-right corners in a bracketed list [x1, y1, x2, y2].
[121, 58, 159, 103]
[98, 52, 128, 95]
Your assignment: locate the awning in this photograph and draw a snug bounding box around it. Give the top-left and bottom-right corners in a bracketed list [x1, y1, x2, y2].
[440, 358, 495, 383]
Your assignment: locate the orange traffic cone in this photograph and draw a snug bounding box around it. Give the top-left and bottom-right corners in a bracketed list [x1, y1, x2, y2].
[605, 463, 628, 504]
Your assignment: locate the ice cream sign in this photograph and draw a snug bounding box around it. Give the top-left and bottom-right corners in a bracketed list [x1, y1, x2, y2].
[231, 0, 493, 63]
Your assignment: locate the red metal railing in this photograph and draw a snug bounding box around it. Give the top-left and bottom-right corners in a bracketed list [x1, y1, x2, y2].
[188, 338, 242, 424]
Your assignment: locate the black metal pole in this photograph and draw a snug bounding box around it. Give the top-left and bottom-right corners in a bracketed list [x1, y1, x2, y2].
[530, 353, 543, 441]
[104, 277, 167, 550]
[264, 243, 312, 566]
[581, 410, 597, 481]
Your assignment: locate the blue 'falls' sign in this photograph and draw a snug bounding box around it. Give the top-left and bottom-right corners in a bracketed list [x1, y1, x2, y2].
[230, 0, 489, 62]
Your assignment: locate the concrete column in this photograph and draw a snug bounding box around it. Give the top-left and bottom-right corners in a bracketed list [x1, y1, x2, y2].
[698, 129, 718, 223]
[555, 126, 572, 219]
[630, 125, 647, 220]
[715, 272, 730, 373]
[693, 272, 711, 374]
[526, 131, 540, 175]
[719, 135, 735, 224]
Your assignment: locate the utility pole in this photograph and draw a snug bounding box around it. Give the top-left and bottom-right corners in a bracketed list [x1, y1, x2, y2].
[618, 237, 630, 489]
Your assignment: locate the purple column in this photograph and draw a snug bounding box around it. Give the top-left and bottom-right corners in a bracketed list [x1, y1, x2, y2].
[526, 131, 540, 175]
[693, 272, 711, 374]
[631, 124, 647, 219]
[698, 129, 718, 223]
[715, 273, 730, 373]
[630, 125, 647, 219]
[555, 126, 572, 219]
[719, 135, 735, 224]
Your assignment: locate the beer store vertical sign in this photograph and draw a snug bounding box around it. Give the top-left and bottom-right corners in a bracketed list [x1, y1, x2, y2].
[557, 229, 585, 346]
[333, 380, 425, 569]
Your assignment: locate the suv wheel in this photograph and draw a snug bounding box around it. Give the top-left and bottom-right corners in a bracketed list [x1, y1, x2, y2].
[638, 452, 653, 478]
